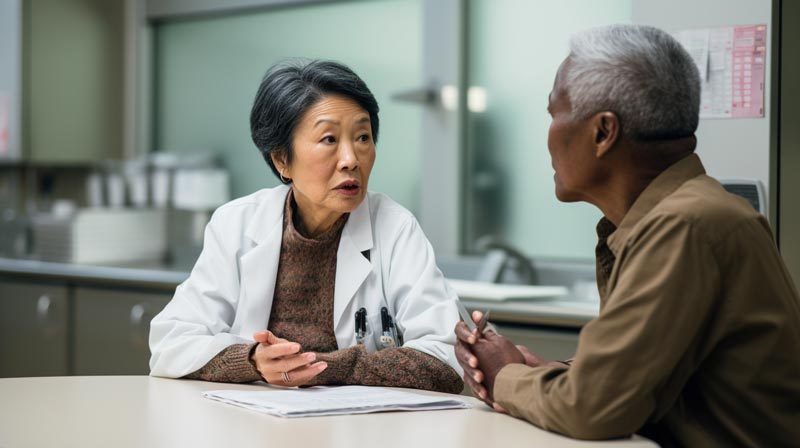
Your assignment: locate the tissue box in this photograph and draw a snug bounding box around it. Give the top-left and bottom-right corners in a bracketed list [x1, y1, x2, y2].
[33, 208, 167, 264]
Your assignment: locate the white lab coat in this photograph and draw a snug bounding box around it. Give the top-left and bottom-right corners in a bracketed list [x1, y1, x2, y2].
[149, 185, 462, 378]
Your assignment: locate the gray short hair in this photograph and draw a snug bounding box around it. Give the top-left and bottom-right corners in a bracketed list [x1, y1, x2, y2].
[565, 24, 701, 141]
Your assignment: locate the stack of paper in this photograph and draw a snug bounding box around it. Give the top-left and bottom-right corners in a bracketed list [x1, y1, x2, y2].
[202, 386, 471, 418]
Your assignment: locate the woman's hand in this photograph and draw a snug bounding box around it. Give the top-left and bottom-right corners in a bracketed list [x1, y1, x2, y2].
[250, 330, 328, 387]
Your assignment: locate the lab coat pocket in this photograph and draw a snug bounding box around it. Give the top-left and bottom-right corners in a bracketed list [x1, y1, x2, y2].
[363, 311, 384, 354]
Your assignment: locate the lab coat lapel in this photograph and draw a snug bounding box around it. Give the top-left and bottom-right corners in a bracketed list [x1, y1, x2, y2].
[237, 186, 290, 336]
[333, 194, 374, 335]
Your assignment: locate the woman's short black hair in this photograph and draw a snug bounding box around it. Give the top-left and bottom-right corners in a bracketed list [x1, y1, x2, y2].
[250, 59, 380, 183]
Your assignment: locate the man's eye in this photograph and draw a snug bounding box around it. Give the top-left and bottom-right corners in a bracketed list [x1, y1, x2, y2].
[357, 134, 371, 142]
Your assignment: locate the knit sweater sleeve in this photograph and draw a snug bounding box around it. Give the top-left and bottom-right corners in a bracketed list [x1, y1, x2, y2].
[309, 346, 463, 394]
[183, 343, 263, 383]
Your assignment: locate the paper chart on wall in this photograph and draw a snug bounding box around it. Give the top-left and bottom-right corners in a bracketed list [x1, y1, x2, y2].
[674, 24, 767, 119]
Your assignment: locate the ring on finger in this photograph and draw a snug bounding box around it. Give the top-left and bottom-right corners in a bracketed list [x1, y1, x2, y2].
[281, 371, 291, 384]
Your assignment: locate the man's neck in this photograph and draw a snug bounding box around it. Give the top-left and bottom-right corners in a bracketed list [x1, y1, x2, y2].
[592, 135, 697, 226]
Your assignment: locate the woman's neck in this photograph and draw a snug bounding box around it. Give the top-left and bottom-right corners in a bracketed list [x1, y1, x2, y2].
[290, 189, 344, 238]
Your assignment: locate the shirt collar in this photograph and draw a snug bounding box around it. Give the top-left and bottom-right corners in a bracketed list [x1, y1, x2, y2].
[605, 153, 706, 256]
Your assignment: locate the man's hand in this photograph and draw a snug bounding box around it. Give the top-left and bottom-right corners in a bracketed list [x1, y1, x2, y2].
[455, 311, 490, 403]
[471, 330, 525, 400]
[517, 345, 566, 368]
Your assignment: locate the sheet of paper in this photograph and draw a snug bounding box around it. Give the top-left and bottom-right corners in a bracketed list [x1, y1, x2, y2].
[203, 385, 471, 418]
[447, 278, 568, 302]
[675, 24, 766, 119]
[673, 29, 709, 81]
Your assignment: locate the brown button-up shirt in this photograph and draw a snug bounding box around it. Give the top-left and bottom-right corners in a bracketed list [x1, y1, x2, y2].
[494, 154, 800, 446]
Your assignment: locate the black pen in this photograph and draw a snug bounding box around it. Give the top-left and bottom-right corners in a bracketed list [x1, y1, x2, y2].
[380, 307, 397, 348]
[355, 307, 367, 344]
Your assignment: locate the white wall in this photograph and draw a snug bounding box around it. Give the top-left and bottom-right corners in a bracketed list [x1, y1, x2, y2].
[633, 0, 774, 217]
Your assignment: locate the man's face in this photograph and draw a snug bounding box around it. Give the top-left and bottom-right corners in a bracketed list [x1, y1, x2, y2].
[546, 59, 600, 203]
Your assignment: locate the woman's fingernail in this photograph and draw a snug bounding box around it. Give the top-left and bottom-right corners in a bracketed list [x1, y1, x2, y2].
[304, 353, 316, 361]
[318, 362, 328, 370]
[478, 390, 486, 399]
[473, 373, 480, 382]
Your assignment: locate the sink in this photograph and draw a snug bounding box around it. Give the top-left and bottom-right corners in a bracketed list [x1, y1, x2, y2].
[437, 254, 599, 303]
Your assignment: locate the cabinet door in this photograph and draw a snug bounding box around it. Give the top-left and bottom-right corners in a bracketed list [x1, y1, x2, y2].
[74, 287, 171, 375]
[27, 0, 124, 162]
[0, 280, 69, 377]
[494, 323, 580, 362]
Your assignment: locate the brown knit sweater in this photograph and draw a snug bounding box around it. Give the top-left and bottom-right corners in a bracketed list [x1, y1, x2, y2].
[186, 190, 462, 393]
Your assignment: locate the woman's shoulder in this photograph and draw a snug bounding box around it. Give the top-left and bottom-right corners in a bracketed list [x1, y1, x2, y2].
[209, 185, 289, 227]
[366, 191, 416, 224]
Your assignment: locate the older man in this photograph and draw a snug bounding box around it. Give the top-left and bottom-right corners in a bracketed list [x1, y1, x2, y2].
[455, 24, 800, 447]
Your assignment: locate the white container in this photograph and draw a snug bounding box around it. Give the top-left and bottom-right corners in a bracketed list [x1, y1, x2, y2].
[106, 173, 125, 208]
[85, 173, 104, 208]
[172, 168, 230, 211]
[124, 161, 149, 208]
[32, 208, 167, 264]
[150, 168, 171, 208]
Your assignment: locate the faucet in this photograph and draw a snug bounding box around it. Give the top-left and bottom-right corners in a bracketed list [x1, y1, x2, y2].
[473, 235, 537, 285]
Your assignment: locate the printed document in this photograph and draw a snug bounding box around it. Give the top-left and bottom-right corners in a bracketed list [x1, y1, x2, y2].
[202, 385, 471, 418]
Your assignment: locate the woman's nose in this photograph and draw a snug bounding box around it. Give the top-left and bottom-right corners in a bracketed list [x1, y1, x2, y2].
[337, 141, 359, 170]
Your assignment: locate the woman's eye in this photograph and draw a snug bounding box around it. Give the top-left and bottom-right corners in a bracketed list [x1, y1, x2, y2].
[357, 134, 371, 143]
[321, 136, 336, 144]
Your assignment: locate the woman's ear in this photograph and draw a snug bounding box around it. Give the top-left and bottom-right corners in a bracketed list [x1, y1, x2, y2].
[270, 150, 288, 176]
[592, 111, 621, 158]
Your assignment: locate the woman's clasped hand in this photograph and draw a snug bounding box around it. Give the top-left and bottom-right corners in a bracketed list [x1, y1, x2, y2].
[249, 330, 328, 386]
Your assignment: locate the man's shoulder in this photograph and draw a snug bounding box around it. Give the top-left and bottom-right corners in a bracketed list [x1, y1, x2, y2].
[648, 174, 767, 244]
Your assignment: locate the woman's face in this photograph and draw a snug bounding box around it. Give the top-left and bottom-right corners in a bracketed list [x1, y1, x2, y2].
[273, 95, 376, 232]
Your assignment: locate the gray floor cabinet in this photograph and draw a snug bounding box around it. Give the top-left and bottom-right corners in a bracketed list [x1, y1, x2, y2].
[0, 280, 70, 377]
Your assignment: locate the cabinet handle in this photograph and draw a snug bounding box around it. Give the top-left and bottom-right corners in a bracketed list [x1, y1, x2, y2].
[130, 303, 154, 348]
[36, 295, 51, 323]
[130, 303, 149, 326]
[36, 294, 62, 337]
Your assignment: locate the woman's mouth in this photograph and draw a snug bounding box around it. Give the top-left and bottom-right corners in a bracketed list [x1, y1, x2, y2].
[335, 180, 361, 197]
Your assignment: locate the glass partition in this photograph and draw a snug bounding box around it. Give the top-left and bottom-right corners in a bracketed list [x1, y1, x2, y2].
[465, 0, 632, 260]
[154, 0, 424, 213]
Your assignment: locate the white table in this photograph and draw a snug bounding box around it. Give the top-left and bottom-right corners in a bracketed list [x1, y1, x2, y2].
[0, 376, 658, 448]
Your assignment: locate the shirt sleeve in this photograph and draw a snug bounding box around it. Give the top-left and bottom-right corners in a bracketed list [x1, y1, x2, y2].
[308, 346, 463, 394]
[183, 343, 262, 383]
[493, 213, 721, 439]
[379, 214, 463, 376]
[149, 208, 252, 378]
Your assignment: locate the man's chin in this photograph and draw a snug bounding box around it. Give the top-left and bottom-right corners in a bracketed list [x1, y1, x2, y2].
[554, 187, 580, 203]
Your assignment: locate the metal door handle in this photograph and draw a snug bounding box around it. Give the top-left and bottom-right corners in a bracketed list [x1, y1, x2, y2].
[36, 295, 51, 323]
[36, 294, 63, 337]
[130, 303, 154, 348]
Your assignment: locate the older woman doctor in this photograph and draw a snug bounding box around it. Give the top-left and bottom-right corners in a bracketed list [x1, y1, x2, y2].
[149, 60, 463, 393]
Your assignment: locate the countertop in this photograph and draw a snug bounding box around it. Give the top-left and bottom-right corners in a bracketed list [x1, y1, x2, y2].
[0, 256, 190, 290]
[0, 376, 656, 448]
[0, 256, 598, 328]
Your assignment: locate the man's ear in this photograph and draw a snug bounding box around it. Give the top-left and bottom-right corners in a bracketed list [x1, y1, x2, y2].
[592, 111, 621, 158]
